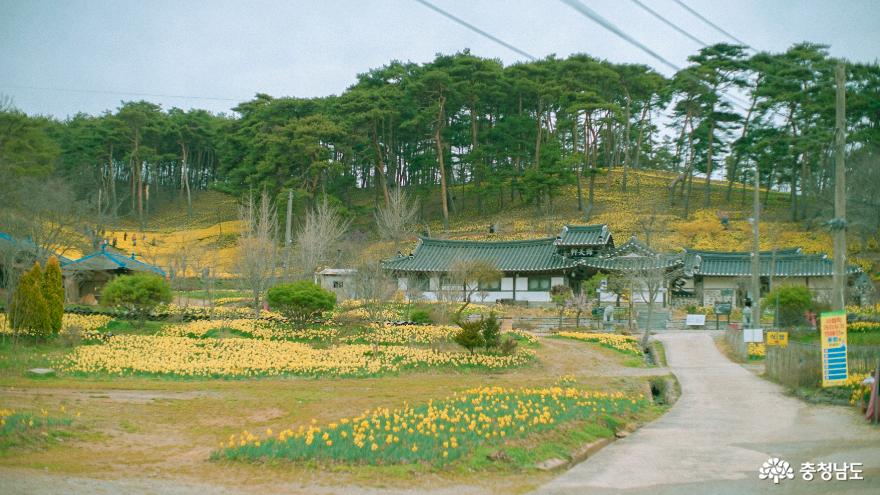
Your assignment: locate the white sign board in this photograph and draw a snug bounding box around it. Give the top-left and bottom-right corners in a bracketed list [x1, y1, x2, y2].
[685, 314, 706, 326]
[743, 328, 764, 343]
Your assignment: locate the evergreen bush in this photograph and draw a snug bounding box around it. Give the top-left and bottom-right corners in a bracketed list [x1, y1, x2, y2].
[43, 256, 64, 336]
[267, 281, 336, 324]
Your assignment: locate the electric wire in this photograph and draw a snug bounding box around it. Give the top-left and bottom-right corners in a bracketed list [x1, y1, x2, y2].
[412, 0, 537, 61]
[0, 83, 241, 102]
[629, 0, 707, 47]
[672, 0, 750, 48]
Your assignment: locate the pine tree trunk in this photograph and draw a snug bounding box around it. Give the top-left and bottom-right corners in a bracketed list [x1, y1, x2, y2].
[704, 119, 715, 208]
[436, 95, 449, 229]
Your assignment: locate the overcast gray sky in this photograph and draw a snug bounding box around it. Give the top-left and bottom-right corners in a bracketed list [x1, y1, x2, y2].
[2, 0, 878, 119]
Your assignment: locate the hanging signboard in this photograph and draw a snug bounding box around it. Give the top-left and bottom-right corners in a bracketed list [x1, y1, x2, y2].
[743, 328, 763, 343]
[820, 310, 848, 387]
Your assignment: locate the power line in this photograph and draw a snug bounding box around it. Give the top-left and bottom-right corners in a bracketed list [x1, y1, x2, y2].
[560, 0, 681, 72]
[0, 83, 242, 102]
[629, 0, 706, 47]
[412, 0, 537, 61]
[559, 0, 762, 113]
[672, 0, 750, 48]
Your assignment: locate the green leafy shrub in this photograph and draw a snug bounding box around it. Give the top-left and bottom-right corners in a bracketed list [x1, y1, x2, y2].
[763, 285, 814, 327]
[267, 281, 336, 324]
[101, 273, 172, 326]
[409, 309, 433, 324]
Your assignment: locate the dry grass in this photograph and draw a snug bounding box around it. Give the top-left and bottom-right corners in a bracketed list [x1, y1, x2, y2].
[0, 337, 662, 493]
[60, 169, 877, 277]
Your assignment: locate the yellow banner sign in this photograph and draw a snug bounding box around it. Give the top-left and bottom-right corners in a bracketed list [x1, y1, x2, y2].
[766, 331, 788, 347]
[820, 311, 848, 387]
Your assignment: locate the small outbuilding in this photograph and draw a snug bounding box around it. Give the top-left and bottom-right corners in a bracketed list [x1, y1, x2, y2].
[314, 268, 357, 301]
[61, 246, 166, 304]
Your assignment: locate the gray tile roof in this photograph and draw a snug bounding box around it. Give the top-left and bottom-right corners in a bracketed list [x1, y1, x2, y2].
[383, 237, 575, 273]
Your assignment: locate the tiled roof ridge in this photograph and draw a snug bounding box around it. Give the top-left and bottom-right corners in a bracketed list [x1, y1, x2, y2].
[416, 236, 557, 247]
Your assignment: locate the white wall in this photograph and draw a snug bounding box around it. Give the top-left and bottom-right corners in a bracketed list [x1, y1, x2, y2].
[415, 291, 551, 303]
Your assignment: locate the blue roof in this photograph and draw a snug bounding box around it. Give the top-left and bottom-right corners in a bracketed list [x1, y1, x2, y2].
[62, 247, 166, 276]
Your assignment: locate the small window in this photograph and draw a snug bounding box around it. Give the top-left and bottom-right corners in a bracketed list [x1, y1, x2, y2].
[479, 278, 502, 291]
[528, 277, 551, 291]
[333, 281, 344, 289]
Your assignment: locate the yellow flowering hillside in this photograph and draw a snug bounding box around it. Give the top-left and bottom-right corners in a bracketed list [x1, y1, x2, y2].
[56, 169, 877, 277]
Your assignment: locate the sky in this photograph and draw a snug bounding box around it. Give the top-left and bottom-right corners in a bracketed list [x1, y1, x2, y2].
[2, 0, 879, 119]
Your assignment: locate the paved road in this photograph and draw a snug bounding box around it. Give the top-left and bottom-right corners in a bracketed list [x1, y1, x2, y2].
[535, 331, 880, 495]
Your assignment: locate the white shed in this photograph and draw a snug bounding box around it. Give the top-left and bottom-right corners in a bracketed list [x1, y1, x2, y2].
[314, 268, 357, 301]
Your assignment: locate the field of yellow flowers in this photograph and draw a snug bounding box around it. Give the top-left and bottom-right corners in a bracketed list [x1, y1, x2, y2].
[214, 385, 648, 465]
[59, 335, 535, 378]
[156, 318, 538, 347]
[0, 314, 111, 339]
[557, 332, 642, 356]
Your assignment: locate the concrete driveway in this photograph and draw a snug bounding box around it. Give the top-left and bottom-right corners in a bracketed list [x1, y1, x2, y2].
[535, 331, 880, 495]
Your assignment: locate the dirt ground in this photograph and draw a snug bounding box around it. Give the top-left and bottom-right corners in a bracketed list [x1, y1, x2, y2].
[0, 337, 666, 494]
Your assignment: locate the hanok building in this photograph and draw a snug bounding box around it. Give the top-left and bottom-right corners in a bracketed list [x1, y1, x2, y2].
[383, 224, 869, 307]
[681, 248, 868, 307]
[61, 246, 166, 304]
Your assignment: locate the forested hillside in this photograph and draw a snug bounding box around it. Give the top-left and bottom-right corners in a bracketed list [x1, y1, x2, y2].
[1, 43, 878, 276]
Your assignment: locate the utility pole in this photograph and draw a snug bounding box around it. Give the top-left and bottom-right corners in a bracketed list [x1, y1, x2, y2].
[832, 62, 847, 311]
[285, 189, 293, 246]
[750, 166, 761, 327]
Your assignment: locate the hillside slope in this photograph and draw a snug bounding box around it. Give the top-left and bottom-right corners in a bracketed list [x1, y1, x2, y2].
[91, 170, 876, 278]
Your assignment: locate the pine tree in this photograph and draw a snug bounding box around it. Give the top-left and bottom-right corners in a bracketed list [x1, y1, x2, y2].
[43, 256, 64, 336]
[9, 262, 50, 339]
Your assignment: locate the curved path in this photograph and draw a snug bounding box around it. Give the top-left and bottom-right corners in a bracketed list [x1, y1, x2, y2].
[535, 331, 880, 495]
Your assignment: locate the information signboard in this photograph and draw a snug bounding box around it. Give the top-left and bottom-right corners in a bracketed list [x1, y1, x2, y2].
[820, 310, 848, 387]
[714, 302, 732, 315]
[685, 314, 706, 326]
[743, 328, 763, 343]
[766, 331, 789, 347]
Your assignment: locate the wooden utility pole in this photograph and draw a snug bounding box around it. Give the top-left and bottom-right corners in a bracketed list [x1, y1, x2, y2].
[832, 62, 847, 311]
[285, 189, 293, 246]
[750, 167, 761, 326]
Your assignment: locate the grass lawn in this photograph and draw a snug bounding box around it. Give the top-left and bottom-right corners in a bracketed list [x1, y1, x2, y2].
[790, 329, 880, 346]
[0, 327, 667, 494]
[173, 289, 249, 301]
